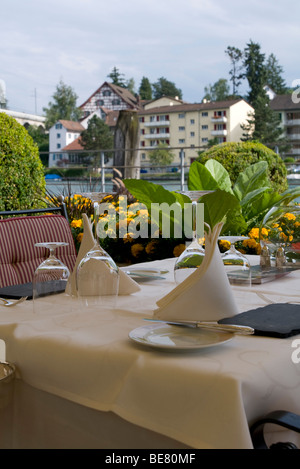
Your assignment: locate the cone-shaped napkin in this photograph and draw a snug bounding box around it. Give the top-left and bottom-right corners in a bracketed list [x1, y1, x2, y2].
[154, 222, 239, 321]
[66, 214, 140, 296]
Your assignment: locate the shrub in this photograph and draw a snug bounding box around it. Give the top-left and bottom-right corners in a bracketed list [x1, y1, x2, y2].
[0, 113, 46, 210]
[197, 141, 288, 193]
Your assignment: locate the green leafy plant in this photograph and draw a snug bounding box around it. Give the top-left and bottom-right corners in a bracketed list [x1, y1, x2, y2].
[0, 113, 46, 211]
[197, 141, 288, 193]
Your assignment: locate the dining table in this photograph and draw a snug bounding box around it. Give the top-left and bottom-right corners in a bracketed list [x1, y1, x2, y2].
[0, 254, 300, 449]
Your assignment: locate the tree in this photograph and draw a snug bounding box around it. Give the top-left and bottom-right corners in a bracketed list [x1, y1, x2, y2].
[79, 115, 113, 164]
[203, 78, 230, 101]
[243, 40, 267, 106]
[27, 125, 49, 166]
[139, 77, 152, 100]
[241, 93, 285, 148]
[0, 113, 46, 211]
[149, 143, 175, 168]
[225, 46, 244, 96]
[152, 77, 182, 99]
[107, 66, 126, 88]
[265, 53, 287, 94]
[43, 80, 82, 129]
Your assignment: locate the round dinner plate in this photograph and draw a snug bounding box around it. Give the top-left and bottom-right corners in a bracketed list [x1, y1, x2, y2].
[128, 324, 233, 352]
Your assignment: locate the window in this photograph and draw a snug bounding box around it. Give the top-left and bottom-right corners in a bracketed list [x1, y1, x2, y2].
[55, 123, 62, 129]
[201, 112, 208, 117]
[102, 90, 111, 97]
[96, 99, 104, 106]
[202, 138, 208, 143]
[150, 116, 156, 122]
[190, 132, 195, 137]
[178, 113, 185, 118]
[57, 133, 61, 138]
[201, 125, 208, 130]
[141, 153, 146, 160]
[179, 139, 185, 144]
[57, 143, 61, 149]
[190, 119, 195, 124]
[178, 126, 185, 131]
[112, 99, 121, 105]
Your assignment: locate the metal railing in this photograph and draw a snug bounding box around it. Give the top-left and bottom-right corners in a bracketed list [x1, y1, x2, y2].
[41, 145, 300, 195]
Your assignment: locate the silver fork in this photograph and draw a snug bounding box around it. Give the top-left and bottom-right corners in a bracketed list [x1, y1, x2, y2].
[0, 297, 28, 307]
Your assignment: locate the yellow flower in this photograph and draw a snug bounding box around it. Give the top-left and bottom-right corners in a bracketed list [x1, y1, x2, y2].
[131, 243, 144, 258]
[173, 244, 186, 257]
[145, 240, 159, 255]
[284, 213, 296, 221]
[76, 232, 83, 243]
[248, 228, 259, 240]
[123, 233, 135, 243]
[71, 219, 83, 229]
[219, 239, 231, 250]
[260, 227, 269, 238]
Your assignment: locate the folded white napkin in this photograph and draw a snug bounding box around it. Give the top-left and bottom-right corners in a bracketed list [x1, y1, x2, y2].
[66, 214, 140, 296]
[154, 222, 239, 321]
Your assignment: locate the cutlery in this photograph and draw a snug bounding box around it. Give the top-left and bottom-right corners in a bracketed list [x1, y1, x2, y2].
[0, 296, 28, 307]
[143, 318, 254, 335]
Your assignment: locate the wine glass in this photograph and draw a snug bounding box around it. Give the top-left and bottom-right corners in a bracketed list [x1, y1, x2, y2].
[174, 191, 214, 284]
[32, 242, 70, 313]
[76, 202, 119, 308]
[220, 236, 251, 286]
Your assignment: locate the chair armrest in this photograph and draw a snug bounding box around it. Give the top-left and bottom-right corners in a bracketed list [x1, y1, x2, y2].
[250, 410, 300, 449]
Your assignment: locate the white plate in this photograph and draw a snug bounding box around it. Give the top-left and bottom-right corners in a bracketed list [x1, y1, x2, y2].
[129, 324, 233, 352]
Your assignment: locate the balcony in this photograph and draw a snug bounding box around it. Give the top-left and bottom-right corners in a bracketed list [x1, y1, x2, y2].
[211, 116, 227, 123]
[144, 133, 170, 139]
[286, 119, 300, 126]
[144, 120, 170, 127]
[211, 130, 227, 136]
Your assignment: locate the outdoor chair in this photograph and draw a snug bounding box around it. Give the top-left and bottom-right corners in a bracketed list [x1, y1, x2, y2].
[250, 410, 300, 449]
[0, 203, 77, 288]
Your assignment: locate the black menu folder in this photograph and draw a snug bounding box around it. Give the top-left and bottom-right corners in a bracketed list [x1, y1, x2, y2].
[220, 303, 300, 338]
[0, 281, 66, 301]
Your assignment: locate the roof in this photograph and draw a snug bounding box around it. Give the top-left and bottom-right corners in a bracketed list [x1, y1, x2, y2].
[79, 81, 141, 110]
[62, 137, 84, 151]
[138, 98, 250, 115]
[59, 120, 85, 132]
[269, 94, 300, 111]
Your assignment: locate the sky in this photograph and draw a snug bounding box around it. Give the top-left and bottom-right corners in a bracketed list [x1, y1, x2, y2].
[1, 0, 299, 116]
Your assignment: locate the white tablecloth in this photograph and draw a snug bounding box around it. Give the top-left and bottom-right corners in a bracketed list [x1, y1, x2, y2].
[0, 256, 300, 449]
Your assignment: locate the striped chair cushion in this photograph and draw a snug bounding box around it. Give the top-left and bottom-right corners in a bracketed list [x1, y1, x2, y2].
[0, 215, 77, 288]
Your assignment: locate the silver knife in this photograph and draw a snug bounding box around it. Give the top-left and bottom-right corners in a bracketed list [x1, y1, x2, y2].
[143, 318, 254, 335]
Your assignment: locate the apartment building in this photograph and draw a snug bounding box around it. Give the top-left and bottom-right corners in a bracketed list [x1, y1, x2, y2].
[138, 98, 253, 165]
[269, 94, 300, 159]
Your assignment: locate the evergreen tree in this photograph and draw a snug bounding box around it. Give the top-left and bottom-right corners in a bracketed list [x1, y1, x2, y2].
[225, 46, 244, 96]
[79, 115, 113, 164]
[152, 77, 182, 99]
[139, 77, 152, 100]
[43, 80, 82, 129]
[243, 40, 267, 106]
[107, 67, 126, 88]
[241, 93, 286, 149]
[265, 53, 287, 94]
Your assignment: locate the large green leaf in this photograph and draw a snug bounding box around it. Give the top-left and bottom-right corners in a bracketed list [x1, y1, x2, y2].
[187, 161, 219, 191]
[200, 189, 247, 235]
[233, 161, 270, 202]
[204, 159, 233, 193]
[242, 190, 283, 229]
[123, 179, 190, 238]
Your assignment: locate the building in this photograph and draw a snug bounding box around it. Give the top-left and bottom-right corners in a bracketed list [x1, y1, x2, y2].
[0, 109, 46, 129]
[269, 94, 300, 159]
[138, 98, 254, 165]
[49, 120, 85, 167]
[79, 81, 142, 119]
